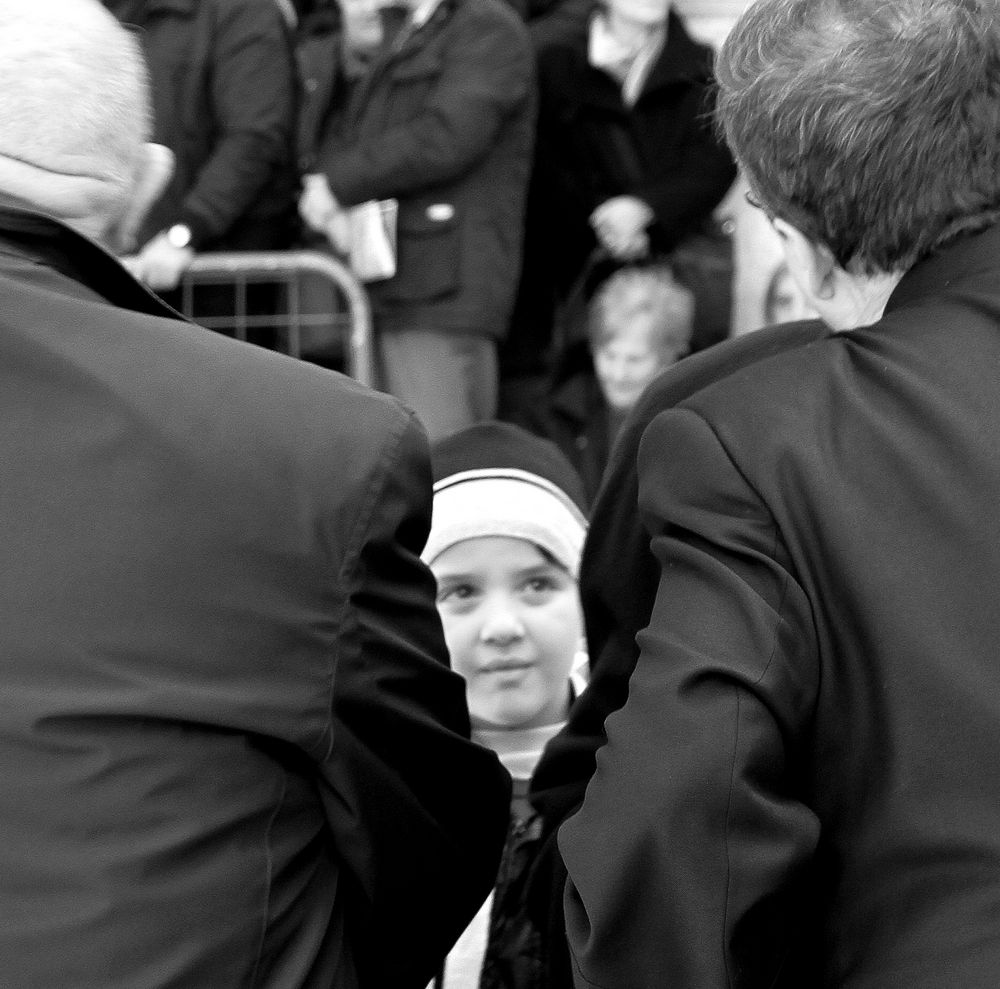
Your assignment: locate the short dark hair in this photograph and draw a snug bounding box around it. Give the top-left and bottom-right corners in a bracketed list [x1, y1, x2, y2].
[716, 0, 1000, 273]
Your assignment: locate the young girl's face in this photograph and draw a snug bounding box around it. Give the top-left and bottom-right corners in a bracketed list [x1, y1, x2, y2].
[431, 536, 583, 731]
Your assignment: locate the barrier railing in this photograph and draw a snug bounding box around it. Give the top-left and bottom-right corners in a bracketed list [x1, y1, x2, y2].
[178, 250, 376, 387]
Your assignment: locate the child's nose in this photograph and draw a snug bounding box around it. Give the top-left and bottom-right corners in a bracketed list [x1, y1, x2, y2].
[479, 595, 525, 644]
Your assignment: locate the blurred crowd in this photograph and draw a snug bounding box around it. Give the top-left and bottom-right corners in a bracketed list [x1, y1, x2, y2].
[102, 0, 747, 486]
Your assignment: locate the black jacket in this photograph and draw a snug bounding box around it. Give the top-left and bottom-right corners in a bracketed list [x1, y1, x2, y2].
[315, 0, 536, 338]
[0, 208, 511, 988]
[105, 0, 299, 250]
[527, 319, 830, 989]
[562, 221, 1000, 987]
[532, 9, 737, 293]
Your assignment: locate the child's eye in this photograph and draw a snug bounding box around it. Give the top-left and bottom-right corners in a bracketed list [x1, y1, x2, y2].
[521, 575, 557, 598]
[438, 583, 477, 605]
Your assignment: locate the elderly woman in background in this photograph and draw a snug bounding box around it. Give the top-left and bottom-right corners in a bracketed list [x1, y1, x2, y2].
[518, 263, 693, 505]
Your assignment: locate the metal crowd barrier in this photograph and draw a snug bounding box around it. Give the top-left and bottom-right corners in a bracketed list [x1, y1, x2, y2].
[178, 250, 376, 387]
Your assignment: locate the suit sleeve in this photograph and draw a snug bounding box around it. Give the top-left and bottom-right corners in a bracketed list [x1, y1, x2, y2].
[319, 409, 511, 989]
[529, 400, 661, 824]
[559, 407, 821, 989]
[318, 13, 534, 205]
[524, 411, 661, 989]
[180, 0, 296, 243]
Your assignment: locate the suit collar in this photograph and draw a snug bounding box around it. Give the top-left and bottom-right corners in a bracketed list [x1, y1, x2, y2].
[885, 221, 1000, 314]
[0, 207, 186, 321]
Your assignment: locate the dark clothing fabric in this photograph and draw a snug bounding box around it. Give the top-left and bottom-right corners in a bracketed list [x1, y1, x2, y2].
[532, 9, 737, 296]
[515, 340, 612, 509]
[503, 9, 736, 402]
[105, 0, 298, 250]
[314, 0, 536, 339]
[524, 320, 829, 989]
[479, 800, 546, 989]
[526, 0, 590, 52]
[0, 208, 510, 989]
[293, 2, 343, 178]
[561, 221, 1000, 988]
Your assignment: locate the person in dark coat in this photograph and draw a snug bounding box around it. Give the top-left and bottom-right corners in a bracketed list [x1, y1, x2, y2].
[103, 0, 299, 291]
[520, 317, 827, 989]
[0, 3, 510, 986]
[300, 0, 536, 441]
[560, 0, 1000, 986]
[523, 0, 736, 353]
[533, 0, 734, 265]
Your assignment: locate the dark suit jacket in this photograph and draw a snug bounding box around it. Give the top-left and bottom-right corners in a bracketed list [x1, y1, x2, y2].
[526, 320, 828, 989]
[561, 221, 1000, 987]
[0, 209, 510, 989]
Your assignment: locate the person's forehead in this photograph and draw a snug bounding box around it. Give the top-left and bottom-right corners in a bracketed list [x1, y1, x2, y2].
[600, 313, 665, 348]
[432, 536, 552, 575]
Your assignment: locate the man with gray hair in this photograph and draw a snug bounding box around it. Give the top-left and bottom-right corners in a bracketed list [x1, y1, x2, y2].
[0, 2, 510, 986]
[559, 0, 1000, 986]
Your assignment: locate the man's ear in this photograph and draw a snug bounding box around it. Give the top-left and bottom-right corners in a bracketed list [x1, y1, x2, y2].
[771, 216, 837, 302]
[107, 142, 173, 255]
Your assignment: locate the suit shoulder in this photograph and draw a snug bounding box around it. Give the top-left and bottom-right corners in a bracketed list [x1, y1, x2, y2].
[683, 325, 839, 416]
[662, 325, 854, 479]
[634, 321, 830, 424]
[601, 322, 829, 505]
[143, 316, 419, 467]
[242, 345, 417, 451]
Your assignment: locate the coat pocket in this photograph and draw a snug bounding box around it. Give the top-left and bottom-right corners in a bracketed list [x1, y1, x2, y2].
[381, 205, 460, 303]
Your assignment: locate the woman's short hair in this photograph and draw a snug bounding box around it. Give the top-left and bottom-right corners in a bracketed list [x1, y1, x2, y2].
[587, 263, 695, 357]
[715, 0, 1000, 274]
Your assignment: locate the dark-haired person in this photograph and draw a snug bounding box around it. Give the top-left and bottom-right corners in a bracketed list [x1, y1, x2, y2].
[559, 0, 1000, 986]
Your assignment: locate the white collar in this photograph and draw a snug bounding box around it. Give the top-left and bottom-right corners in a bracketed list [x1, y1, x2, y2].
[588, 11, 666, 105]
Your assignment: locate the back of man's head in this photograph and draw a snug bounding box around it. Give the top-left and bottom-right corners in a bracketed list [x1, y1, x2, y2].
[0, 0, 150, 240]
[716, 0, 1000, 275]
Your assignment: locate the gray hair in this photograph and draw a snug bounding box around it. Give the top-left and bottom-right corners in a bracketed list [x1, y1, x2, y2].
[0, 0, 151, 229]
[588, 264, 695, 357]
[716, 0, 1000, 273]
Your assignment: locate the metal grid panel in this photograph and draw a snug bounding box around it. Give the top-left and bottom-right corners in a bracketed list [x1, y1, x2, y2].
[178, 250, 376, 387]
